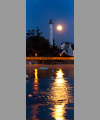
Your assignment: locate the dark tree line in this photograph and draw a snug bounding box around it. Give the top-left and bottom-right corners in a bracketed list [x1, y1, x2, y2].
[26, 28, 74, 57]
[26, 36, 50, 56]
[26, 28, 59, 57]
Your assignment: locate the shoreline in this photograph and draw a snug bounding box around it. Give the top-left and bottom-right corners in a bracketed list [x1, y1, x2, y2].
[26, 57, 74, 60]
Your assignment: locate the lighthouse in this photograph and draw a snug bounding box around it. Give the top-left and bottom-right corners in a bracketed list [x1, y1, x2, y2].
[49, 19, 53, 46]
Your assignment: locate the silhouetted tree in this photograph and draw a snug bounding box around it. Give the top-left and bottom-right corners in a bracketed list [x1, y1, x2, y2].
[26, 31, 49, 56]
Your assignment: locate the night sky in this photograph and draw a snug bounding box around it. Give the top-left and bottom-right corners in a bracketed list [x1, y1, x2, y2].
[26, 0, 74, 45]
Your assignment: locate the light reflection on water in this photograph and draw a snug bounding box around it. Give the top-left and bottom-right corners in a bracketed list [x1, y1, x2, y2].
[26, 66, 74, 120]
[50, 69, 68, 120]
[33, 69, 39, 93]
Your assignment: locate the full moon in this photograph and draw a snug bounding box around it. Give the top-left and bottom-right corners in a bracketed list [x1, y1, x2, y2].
[57, 25, 63, 31]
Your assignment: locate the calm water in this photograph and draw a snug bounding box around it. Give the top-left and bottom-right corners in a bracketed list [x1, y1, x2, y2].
[26, 65, 74, 120]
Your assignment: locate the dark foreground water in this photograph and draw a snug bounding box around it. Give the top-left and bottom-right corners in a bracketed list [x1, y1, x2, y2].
[26, 65, 74, 120]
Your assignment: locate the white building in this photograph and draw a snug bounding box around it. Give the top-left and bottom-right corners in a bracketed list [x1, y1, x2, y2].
[60, 42, 69, 50]
[49, 19, 53, 46]
[60, 42, 74, 56]
[68, 44, 73, 56]
[61, 49, 67, 55]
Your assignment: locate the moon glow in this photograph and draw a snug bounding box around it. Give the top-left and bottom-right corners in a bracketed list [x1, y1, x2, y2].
[57, 25, 63, 31]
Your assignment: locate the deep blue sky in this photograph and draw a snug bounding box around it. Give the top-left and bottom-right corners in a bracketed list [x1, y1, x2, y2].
[26, 0, 74, 45]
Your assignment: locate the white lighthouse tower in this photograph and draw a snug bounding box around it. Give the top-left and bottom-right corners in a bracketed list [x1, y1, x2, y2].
[49, 19, 53, 46]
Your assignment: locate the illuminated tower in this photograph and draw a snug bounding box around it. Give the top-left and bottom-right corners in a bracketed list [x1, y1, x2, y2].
[49, 19, 53, 46]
